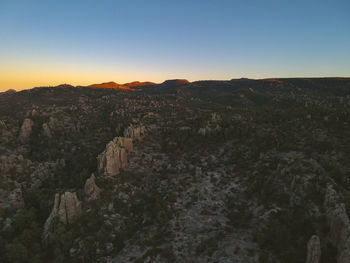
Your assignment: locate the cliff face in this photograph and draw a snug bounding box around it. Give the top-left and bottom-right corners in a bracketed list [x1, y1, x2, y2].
[97, 137, 133, 177]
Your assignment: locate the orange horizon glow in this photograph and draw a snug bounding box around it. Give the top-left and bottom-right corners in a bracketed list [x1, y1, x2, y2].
[1, 58, 349, 92]
[0, 66, 181, 92]
[3, 73, 350, 92]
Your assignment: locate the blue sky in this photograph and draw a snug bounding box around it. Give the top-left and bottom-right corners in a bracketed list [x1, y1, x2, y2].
[0, 0, 349, 90]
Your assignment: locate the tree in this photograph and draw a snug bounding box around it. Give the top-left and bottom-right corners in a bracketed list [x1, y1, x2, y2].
[6, 241, 28, 263]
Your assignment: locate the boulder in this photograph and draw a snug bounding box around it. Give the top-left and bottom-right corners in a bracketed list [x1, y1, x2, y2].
[306, 235, 321, 263]
[19, 118, 34, 142]
[97, 137, 133, 177]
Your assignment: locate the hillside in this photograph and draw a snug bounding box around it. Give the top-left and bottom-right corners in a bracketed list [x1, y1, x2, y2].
[1, 78, 350, 262]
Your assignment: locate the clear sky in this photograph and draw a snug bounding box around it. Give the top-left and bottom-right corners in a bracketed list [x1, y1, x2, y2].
[0, 0, 349, 91]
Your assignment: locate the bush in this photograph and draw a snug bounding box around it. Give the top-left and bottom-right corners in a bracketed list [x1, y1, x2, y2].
[6, 241, 28, 263]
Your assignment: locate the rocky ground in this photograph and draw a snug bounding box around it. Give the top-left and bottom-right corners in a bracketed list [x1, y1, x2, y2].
[1, 78, 350, 262]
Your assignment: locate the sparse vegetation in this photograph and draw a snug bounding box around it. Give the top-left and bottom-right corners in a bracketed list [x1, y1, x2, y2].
[1, 78, 350, 262]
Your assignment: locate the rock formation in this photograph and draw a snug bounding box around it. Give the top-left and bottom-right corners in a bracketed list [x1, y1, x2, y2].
[0, 120, 6, 129]
[42, 192, 82, 244]
[84, 174, 100, 201]
[123, 124, 145, 141]
[97, 137, 133, 177]
[306, 235, 321, 263]
[19, 118, 34, 142]
[325, 184, 350, 263]
[42, 193, 60, 244]
[58, 192, 82, 225]
[198, 127, 209, 136]
[42, 123, 52, 138]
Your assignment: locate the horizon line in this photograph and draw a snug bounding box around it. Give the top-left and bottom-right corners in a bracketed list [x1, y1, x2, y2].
[2, 76, 350, 92]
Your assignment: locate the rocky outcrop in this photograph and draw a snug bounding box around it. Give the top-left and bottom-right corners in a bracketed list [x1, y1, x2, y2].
[198, 125, 221, 136]
[19, 118, 34, 142]
[325, 184, 350, 263]
[84, 174, 100, 201]
[97, 137, 133, 177]
[58, 192, 82, 225]
[42, 123, 52, 138]
[306, 235, 321, 263]
[0, 120, 6, 129]
[211, 112, 221, 122]
[123, 124, 145, 141]
[42, 193, 60, 244]
[42, 192, 82, 244]
[31, 109, 39, 116]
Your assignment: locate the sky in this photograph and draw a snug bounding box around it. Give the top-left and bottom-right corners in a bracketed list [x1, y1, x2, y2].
[0, 0, 349, 91]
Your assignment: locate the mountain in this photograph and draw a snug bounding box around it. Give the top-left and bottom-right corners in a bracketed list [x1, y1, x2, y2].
[160, 79, 190, 86]
[89, 81, 134, 91]
[123, 81, 156, 88]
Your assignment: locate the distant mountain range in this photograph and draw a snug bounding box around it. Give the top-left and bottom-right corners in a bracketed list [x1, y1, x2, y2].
[88, 81, 157, 91]
[87, 79, 189, 91]
[2, 78, 350, 96]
